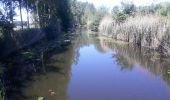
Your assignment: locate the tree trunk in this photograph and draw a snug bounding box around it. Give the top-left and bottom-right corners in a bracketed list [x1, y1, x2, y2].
[19, 0, 23, 30]
[36, 0, 40, 28]
[26, 2, 30, 29]
[10, 0, 13, 24]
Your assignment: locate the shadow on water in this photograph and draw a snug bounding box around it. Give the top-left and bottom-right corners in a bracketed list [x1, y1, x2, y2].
[0, 36, 80, 100]
[0, 30, 170, 100]
[1, 52, 68, 100]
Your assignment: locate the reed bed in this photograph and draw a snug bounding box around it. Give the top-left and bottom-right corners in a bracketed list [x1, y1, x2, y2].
[99, 14, 170, 56]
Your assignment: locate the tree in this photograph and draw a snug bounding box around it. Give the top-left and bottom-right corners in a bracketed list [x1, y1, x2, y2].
[121, 1, 136, 15]
[112, 6, 119, 15]
[24, 0, 30, 28]
[1, 0, 17, 24]
[0, 9, 14, 40]
[113, 12, 127, 23]
[18, 0, 23, 30]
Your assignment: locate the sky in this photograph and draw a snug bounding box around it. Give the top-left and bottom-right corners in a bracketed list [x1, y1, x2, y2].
[78, 0, 170, 8]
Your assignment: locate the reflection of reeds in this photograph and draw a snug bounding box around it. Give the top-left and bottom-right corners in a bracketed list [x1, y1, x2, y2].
[99, 15, 170, 56]
[98, 38, 170, 85]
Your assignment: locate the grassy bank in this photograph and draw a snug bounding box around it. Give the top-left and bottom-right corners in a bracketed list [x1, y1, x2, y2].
[98, 1, 170, 57]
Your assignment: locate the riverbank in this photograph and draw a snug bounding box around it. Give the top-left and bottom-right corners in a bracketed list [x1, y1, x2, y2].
[97, 37, 170, 84]
[1, 31, 73, 65]
[0, 31, 73, 100]
[99, 15, 170, 57]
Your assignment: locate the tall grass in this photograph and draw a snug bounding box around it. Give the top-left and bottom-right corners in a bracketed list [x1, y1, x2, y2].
[99, 14, 170, 56]
[99, 16, 113, 37]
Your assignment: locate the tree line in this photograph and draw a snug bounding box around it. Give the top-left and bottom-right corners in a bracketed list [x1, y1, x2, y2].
[0, 0, 108, 41]
[0, 0, 75, 40]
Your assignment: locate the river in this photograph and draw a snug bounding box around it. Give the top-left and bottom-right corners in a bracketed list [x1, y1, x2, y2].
[2, 33, 170, 100]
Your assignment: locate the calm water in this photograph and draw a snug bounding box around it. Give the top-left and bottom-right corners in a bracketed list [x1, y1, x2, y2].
[4, 34, 170, 100]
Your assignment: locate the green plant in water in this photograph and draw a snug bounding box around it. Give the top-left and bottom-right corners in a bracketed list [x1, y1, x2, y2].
[21, 51, 35, 59]
[38, 97, 44, 100]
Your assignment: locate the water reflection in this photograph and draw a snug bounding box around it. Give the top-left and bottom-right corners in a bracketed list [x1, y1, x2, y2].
[98, 38, 170, 85]
[1, 31, 170, 100]
[68, 35, 170, 100]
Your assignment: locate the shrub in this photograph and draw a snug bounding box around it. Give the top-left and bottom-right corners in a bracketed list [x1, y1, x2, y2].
[121, 2, 136, 15]
[113, 12, 127, 23]
[160, 8, 168, 16]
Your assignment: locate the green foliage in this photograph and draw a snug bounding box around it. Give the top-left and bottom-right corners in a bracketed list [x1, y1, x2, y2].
[137, 2, 170, 16]
[0, 90, 4, 100]
[89, 19, 100, 31]
[38, 97, 44, 100]
[111, 2, 134, 23]
[0, 9, 14, 41]
[70, 0, 107, 31]
[112, 6, 119, 15]
[113, 12, 127, 23]
[21, 51, 35, 59]
[1, 0, 17, 23]
[31, 0, 73, 31]
[71, 1, 97, 27]
[157, 3, 170, 16]
[121, 1, 135, 15]
[0, 88, 4, 100]
[160, 8, 169, 16]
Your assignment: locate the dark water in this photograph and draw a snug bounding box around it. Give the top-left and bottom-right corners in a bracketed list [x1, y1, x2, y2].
[2, 34, 170, 100]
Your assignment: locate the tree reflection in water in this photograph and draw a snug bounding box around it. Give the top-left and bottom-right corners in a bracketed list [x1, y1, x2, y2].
[1, 32, 170, 100]
[97, 37, 170, 85]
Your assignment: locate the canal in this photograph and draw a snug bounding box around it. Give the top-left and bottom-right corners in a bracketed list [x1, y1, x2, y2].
[3, 33, 170, 100]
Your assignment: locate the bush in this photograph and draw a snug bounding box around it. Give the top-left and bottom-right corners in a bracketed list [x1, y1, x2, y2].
[121, 2, 136, 15]
[160, 8, 168, 16]
[113, 12, 127, 23]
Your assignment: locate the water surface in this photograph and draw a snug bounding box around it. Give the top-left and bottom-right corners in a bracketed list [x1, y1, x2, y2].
[6, 34, 170, 100]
